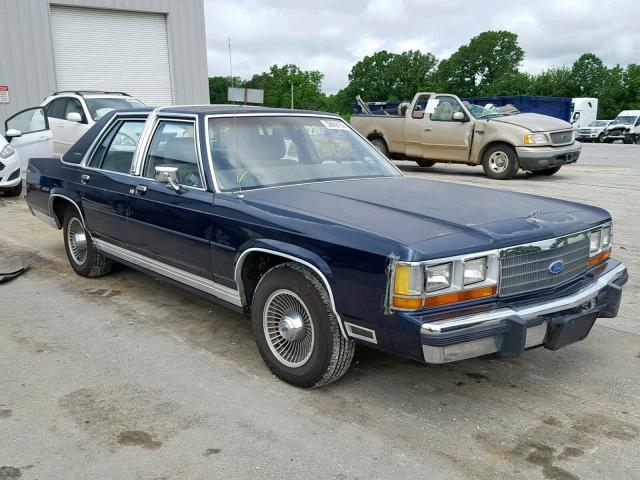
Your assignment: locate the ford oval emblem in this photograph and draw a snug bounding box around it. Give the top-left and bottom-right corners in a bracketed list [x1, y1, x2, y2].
[549, 260, 565, 274]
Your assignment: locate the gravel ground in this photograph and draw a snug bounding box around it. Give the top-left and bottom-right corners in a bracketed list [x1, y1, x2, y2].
[0, 142, 638, 480]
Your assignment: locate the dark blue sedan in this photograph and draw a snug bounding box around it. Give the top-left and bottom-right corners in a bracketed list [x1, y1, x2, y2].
[25, 106, 628, 387]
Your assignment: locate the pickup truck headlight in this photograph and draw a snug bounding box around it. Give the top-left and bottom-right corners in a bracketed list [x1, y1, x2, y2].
[523, 133, 548, 145]
[0, 144, 15, 159]
[587, 224, 613, 268]
[389, 254, 498, 311]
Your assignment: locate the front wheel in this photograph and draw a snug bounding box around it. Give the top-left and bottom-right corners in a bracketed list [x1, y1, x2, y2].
[370, 138, 389, 157]
[63, 209, 113, 277]
[251, 263, 355, 388]
[597, 133, 605, 143]
[482, 144, 519, 180]
[532, 166, 561, 176]
[415, 159, 436, 168]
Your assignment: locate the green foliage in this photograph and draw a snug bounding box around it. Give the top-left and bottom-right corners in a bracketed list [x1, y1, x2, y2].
[208, 32, 640, 119]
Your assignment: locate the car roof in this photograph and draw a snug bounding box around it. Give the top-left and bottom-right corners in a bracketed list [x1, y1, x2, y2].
[158, 105, 341, 117]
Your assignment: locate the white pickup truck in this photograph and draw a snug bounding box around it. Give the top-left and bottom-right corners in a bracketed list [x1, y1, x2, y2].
[351, 92, 582, 180]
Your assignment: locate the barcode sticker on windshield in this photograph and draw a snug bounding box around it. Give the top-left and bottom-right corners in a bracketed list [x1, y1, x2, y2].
[320, 119, 349, 130]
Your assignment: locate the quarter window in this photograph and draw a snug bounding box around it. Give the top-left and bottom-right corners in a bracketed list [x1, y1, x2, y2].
[88, 120, 145, 173]
[144, 120, 204, 189]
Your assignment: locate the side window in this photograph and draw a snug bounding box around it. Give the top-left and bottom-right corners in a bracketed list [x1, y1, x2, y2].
[635, 117, 640, 127]
[143, 120, 203, 188]
[5, 107, 48, 134]
[88, 120, 145, 173]
[64, 98, 87, 123]
[429, 96, 464, 122]
[46, 98, 68, 120]
[411, 94, 430, 119]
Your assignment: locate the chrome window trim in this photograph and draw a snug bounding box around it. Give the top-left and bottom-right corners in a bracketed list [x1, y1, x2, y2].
[136, 115, 208, 192]
[203, 113, 405, 194]
[93, 239, 242, 307]
[234, 247, 348, 338]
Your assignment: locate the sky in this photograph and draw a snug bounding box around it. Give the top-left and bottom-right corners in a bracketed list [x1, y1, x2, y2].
[203, 0, 639, 94]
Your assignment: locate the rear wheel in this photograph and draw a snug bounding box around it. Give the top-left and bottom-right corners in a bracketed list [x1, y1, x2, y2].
[3, 181, 22, 197]
[482, 144, 519, 180]
[370, 138, 389, 157]
[415, 159, 436, 168]
[597, 132, 605, 143]
[532, 166, 561, 176]
[251, 263, 354, 388]
[63, 209, 113, 277]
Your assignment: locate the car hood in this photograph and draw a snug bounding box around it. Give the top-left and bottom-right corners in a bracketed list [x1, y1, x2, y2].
[488, 113, 573, 132]
[242, 177, 610, 260]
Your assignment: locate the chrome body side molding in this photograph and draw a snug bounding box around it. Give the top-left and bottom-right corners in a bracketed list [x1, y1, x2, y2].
[94, 239, 242, 307]
[48, 194, 85, 227]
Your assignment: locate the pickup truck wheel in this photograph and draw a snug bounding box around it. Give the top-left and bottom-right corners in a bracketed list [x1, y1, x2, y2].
[3, 181, 22, 197]
[597, 133, 605, 143]
[415, 159, 436, 167]
[532, 166, 561, 176]
[635, 135, 640, 145]
[482, 145, 519, 180]
[251, 263, 355, 388]
[370, 138, 389, 157]
[63, 210, 113, 278]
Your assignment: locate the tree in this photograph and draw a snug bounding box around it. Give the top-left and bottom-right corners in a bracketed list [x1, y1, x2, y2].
[531, 67, 576, 97]
[571, 53, 607, 97]
[434, 30, 525, 97]
[347, 50, 438, 102]
[246, 64, 326, 110]
[208, 76, 244, 104]
[624, 64, 640, 109]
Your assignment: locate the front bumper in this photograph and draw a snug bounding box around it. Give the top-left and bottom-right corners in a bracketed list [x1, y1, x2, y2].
[515, 143, 581, 171]
[420, 261, 627, 363]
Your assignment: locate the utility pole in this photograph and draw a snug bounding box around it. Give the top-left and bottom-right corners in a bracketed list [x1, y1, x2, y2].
[290, 81, 294, 109]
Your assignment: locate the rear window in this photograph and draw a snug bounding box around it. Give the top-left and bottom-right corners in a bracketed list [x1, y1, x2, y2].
[85, 97, 146, 121]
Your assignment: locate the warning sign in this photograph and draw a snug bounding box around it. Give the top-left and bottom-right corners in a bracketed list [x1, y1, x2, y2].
[0, 86, 8, 104]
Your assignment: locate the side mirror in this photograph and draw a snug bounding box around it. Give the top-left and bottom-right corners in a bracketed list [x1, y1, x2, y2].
[5, 129, 23, 141]
[154, 165, 181, 191]
[452, 111, 466, 122]
[66, 112, 82, 123]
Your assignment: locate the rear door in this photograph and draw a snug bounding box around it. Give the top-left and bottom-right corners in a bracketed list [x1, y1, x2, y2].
[79, 117, 146, 242]
[4, 107, 53, 170]
[422, 95, 474, 162]
[46, 97, 91, 156]
[127, 117, 214, 279]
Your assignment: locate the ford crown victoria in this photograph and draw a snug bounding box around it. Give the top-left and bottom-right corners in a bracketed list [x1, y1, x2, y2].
[25, 106, 628, 387]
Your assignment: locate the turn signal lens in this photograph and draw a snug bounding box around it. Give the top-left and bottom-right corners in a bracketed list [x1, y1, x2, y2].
[587, 248, 611, 268]
[425, 285, 497, 308]
[392, 297, 424, 309]
[393, 264, 424, 296]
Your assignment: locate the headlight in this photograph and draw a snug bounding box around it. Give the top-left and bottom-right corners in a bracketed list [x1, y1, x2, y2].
[463, 257, 487, 285]
[0, 144, 15, 159]
[523, 133, 547, 145]
[389, 255, 498, 311]
[587, 224, 613, 268]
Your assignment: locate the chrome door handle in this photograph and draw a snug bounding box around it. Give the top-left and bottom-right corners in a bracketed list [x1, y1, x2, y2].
[135, 184, 148, 194]
[80, 174, 90, 184]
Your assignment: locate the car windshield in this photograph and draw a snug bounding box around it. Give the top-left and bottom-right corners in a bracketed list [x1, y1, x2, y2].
[611, 116, 634, 126]
[589, 121, 608, 127]
[466, 103, 504, 119]
[85, 97, 146, 121]
[208, 116, 401, 191]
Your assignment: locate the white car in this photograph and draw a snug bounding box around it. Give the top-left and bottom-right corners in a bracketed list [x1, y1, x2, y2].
[576, 120, 612, 143]
[40, 91, 145, 156]
[1, 106, 54, 197]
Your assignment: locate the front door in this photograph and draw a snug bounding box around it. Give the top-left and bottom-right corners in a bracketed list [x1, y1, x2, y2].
[127, 118, 214, 279]
[4, 107, 53, 170]
[421, 95, 474, 163]
[78, 118, 146, 242]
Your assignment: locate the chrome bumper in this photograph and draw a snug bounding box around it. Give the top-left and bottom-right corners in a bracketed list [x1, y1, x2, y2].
[421, 262, 627, 363]
[515, 143, 581, 170]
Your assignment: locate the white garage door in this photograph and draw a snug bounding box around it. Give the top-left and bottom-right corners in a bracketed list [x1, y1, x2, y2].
[50, 6, 173, 107]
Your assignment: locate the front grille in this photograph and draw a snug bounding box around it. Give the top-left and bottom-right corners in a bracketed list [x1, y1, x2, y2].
[499, 234, 589, 297]
[550, 130, 574, 145]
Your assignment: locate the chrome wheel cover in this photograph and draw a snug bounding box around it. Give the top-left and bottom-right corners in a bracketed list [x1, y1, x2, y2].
[263, 289, 314, 368]
[67, 217, 88, 265]
[488, 151, 509, 173]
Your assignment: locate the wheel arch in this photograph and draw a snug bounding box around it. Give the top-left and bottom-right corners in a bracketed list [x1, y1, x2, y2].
[234, 242, 347, 338]
[477, 140, 519, 165]
[48, 193, 85, 229]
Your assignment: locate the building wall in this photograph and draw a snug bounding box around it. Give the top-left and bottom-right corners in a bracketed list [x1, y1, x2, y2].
[0, 0, 208, 129]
